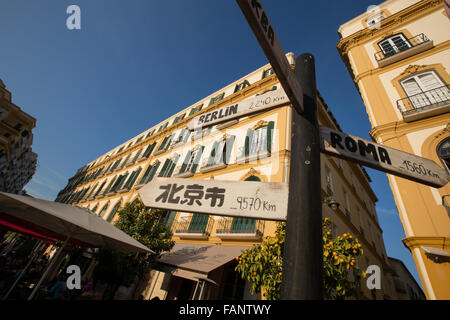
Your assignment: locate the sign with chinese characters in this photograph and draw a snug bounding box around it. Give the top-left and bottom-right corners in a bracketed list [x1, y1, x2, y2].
[236, 0, 304, 115]
[187, 88, 289, 130]
[319, 126, 450, 188]
[138, 177, 289, 221]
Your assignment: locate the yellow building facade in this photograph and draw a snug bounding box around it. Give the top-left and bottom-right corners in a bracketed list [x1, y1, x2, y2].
[57, 53, 397, 300]
[337, 0, 450, 299]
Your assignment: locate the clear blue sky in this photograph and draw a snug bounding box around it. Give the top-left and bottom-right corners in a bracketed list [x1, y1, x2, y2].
[0, 0, 422, 289]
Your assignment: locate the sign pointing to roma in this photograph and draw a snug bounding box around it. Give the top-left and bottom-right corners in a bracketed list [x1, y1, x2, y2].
[139, 177, 289, 221]
[187, 88, 289, 130]
[319, 126, 450, 188]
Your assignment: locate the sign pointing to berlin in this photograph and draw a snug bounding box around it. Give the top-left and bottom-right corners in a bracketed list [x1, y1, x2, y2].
[236, 0, 304, 114]
[187, 88, 289, 130]
[139, 177, 289, 221]
[319, 126, 450, 188]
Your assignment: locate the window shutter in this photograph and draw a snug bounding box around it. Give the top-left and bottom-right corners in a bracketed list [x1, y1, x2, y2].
[116, 173, 129, 190]
[181, 151, 192, 174]
[140, 164, 153, 184]
[191, 146, 205, 173]
[225, 136, 236, 164]
[167, 155, 180, 177]
[133, 149, 143, 163]
[125, 171, 137, 189]
[148, 162, 160, 182]
[104, 176, 117, 194]
[159, 159, 170, 177]
[267, 121, 275, 153]
[207, 141, 219, 166]
[244, 129, 253, 158]
[128, 168, 142, 188]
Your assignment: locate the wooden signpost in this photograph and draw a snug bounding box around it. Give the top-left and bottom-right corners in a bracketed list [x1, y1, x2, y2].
[235, 0, 304, 115]
[320, 127, 449, 188]
[187, 88, 289, 130]
[138, 177, 289, 221]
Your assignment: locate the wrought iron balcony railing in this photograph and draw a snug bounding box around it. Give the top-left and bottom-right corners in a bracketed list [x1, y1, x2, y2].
[374, 34, 431, 62]
[397, 85, 450, 122]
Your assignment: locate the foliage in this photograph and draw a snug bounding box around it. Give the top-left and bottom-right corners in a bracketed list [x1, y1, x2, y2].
[93, 200, 175, 299]
[235, 218, 364, 300]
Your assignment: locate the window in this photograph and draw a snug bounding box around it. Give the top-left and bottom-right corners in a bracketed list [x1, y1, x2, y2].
[256, 86, 277, 96]
[262, 68, 274, 79]
[241, 121, 275, 158]
[437, 137, 450, 173]
[142, 143, 156, 159]
[325, 166, 333, 196]
[343, 188, 351, 219]
[206, 136, 235, 167]
[367, 13, 385, 27]
[138, 161, 161, 185]
[172, 113, 186, 125]
[188, 104, 203, 116]
[158, 122, 168, 132]
[172, 129, 190, 146]
[231, 176, 260, 232]
[111, 172, 129, 192]
[159, 155, 180, 178]
[98, 203, 109, 217]
[123, 167, 142, 190]
[234, 80, 250, 93]
[91, 205, 98, 213]
[400, 71, 449, 109]
[107, 202, 121, 223]
[378, 33, 411, 57]
[209, 93, 225, 106]
[145, 129, 155, 139]
[94, 181, 107, 197]
[180, 147, 205, 174]
[157, 133, 175, 152]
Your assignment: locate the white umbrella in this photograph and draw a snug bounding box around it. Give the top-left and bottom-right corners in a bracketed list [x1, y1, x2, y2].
[0, 192, 154, 299]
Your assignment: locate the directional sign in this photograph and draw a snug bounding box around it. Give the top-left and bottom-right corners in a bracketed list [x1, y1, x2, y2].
[187, 88, 289, 130]
[138, 177, 288, 221]
[319, 126, 450, 188]
[236, 0, 304, 114]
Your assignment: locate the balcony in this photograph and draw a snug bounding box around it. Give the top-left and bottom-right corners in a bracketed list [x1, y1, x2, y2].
[215, 217, 264, 240]
[397, 85, 450, 122]
[173, 215, 213, 240]
[374, 34, 433, 67]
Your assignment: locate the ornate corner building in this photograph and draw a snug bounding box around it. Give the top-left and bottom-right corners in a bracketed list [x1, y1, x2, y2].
[337, 0, 450, 299]
[56, 53, 399, 300]
[0, 79, 37, 194]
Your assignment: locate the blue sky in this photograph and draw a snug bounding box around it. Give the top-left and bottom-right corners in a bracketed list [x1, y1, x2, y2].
[0, 1, 422, 288]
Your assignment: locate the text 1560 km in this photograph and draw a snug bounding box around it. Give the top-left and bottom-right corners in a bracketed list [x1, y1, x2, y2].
[401, 160, 441, 179]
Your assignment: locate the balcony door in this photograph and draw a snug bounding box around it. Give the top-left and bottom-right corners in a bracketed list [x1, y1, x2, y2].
[379, 34, 410, 56]
[188, 213, 209, 233]
[401, 71, 449, 109]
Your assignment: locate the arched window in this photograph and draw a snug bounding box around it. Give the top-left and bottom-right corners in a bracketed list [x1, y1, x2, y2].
[437, 137, 450, 173]
[107, 201, 121, 223]
[98, 203, 109, 217]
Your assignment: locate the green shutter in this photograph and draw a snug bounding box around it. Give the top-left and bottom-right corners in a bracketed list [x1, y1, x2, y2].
[180, 151, 192, 173]
[165, 211, 177, 229]
[139, 164, 153, 184]
[231, 218, 256, 233]
[133, 149, 142, 163]
[116, 173, 129, 190]
[148, 162, 160, 182]
[191, 146, 205, 173]
[207, 141, 219, 166]
[158, 159, 170, 177]
[128, 168, 142, 188]
[167, 155, 180, 177]
[225, 136, 235, 165]
[267, 121, 274, 153]
[158, 136, 169, 151]
[106, 202, 121, 223]
[124, 171, 137, 189]
[104, 176, 117, 194]
[244, 129, 253, 157]
[188, 214, 209, 233]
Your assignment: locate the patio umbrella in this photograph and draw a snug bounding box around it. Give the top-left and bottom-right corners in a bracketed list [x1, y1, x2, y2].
[0, 192, 154, 299]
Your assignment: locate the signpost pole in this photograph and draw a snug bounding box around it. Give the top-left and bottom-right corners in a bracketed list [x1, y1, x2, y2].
[281, 53, 323, 300]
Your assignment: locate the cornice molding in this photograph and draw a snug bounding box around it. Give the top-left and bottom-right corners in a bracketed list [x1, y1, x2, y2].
[337, 0, 444, 53]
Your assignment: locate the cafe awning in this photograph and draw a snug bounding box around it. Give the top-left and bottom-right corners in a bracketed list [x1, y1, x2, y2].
[154, 243, 251, 281]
